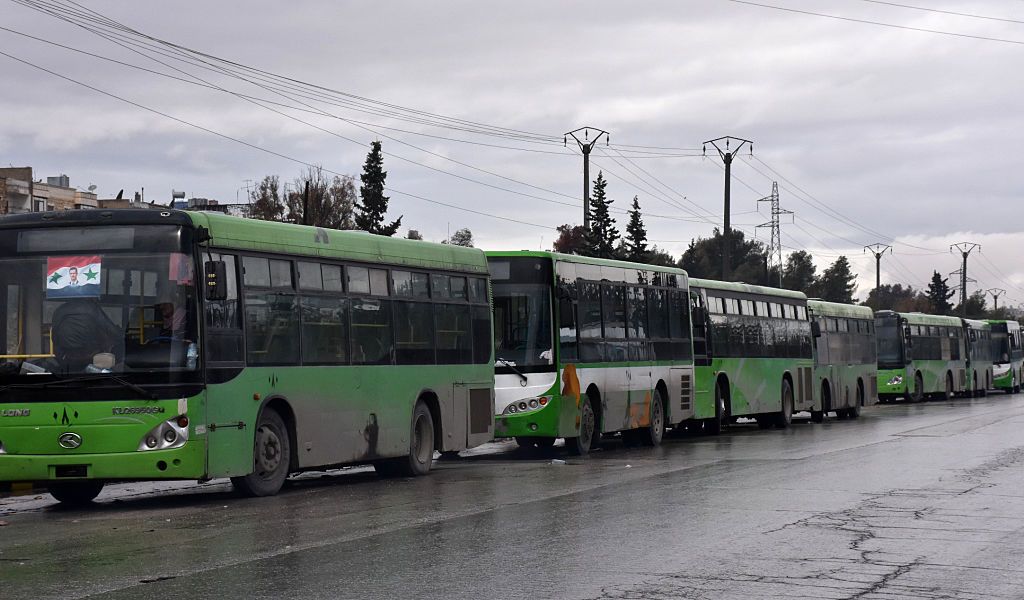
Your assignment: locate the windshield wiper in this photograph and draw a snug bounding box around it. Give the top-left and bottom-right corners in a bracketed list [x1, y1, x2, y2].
[0, 374, 157, 400]
[496, 357, 528, 383]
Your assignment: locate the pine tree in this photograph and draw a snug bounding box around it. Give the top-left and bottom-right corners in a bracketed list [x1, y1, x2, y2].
[355, 141, 402, 236]
[811, 256, 858, 303]
[926, 271, 955, 315]
[583, 171, 619, 259]
[781, 250, 816, 293]
[623, 196, 649, 262]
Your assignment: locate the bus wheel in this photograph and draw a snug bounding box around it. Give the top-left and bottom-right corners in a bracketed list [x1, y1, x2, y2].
[848, 385, 863, 419]
[775, 379, 794, 429]
[48, 481, 104, 505]
[232, 409, 291, 496]
[566, 396, 596, 456]
[810, 410, 825, 424]
[377, 402, 435, 477]
[910, 372, 925, 403]
[707, 381, 726, 435]
[639, 389, 665, 447]
[944, 374, 954, 401]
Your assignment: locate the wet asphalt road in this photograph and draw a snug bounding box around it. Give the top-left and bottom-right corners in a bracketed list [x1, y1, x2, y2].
[4, 395, 1024, 600]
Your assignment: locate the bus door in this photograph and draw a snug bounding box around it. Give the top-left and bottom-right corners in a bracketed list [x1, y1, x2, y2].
[690, 290, 710, 366]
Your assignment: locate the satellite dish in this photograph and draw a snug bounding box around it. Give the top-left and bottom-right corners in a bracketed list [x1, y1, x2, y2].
[87, 184, 97, 192]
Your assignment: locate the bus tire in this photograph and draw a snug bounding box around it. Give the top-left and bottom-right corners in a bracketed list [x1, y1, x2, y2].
[707, 381, 727, 436]
[232, 408, 291, 497]
[48, 481, 104, 505]
[775, 379, 794, 429]
[566, 396, 596, 456]
[810, 410, 825, 423]
[910, 372, 925, 403]
[638, 388, 665, 447]
[376, 401, 435, 477]
[848, 384, 864, 419]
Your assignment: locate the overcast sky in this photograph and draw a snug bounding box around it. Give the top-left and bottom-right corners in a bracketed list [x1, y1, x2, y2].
[2, 0, 1022, 302]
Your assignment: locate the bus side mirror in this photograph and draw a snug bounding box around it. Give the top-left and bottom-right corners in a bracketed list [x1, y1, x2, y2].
[692, 306, 706, 325]
[555, 284, 573, 300]
[811, 321, 821, 338]
[205, 261, 228, 301]
[904, 326, 913, 346]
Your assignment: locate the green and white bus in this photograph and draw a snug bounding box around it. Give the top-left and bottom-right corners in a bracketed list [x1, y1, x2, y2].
[963, 319, 993, 396]
[988, 320, 1022, 393]
[488, 251, 693, 454]
[688, 279, 814, 431]
[806, 300, 877, 421]
[0, 210, 494, 504]
[876, 311, 967, 402]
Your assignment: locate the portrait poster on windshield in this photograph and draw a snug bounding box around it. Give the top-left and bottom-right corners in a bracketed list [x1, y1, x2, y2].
[46, 255, 102, 298]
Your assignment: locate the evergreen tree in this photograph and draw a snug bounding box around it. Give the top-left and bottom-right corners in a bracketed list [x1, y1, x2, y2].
[583, 171, 620, 259]
[863, 284, 930, 312]
[781, 251, 816, 293]
[811, 256, 858, 303]
[248, 175, 284, 222]
[623, 196, 649, 262]
[678, 229, 767, 282]
[956, 290, 987, 318]
[926, 271, 955, 315]
[355, 141, 402, 236]
[646, 245, 676, 267]
[405, 229, 424, 241]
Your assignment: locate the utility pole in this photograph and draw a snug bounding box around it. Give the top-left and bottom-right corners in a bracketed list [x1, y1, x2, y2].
[704, 136, 753, 281]
[987, 288, 1007, 311]
[950, 242, 981, 316]
[756, 181, 792, 287]
[565, 127, 609, 230]
[863, 243, 892, 293]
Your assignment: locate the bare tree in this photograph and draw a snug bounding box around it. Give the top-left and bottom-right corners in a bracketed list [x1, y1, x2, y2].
[248, 175, 284, 222]
[286, 166, 356, 229]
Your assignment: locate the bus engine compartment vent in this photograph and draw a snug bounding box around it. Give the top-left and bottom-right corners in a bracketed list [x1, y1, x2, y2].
[679, 373, 692, 411]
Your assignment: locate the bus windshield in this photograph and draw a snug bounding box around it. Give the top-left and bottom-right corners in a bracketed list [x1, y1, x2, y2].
[492, 282, 553, 370]
[875, 317, 905, 369]
[0, 225, 198, 380]
[992, 330, 1010, 363]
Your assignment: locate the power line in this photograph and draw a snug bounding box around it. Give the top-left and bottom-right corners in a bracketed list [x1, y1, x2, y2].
[855, 0, 1024, 26]
[724, 0, 1024, 47]
[0, 46, 554, 231]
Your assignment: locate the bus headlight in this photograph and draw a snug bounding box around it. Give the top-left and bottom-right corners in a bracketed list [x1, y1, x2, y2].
[138, 415, 189, 451]
[502, 397, 551, 416]
[887, 375, 903, 386]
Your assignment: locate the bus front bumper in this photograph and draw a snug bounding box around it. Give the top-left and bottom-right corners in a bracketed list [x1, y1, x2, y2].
[0, 442, 206, 483]
[877, 369, 908, 396]
[495, 396, 563, 439]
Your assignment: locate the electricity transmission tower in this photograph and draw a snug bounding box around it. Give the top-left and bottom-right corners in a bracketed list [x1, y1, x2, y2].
[565, 127, 609, 230]
[703, 136, 753, 281]
[756, 181, 791, 287]
[988, 288, 1007, 311]
[950, 242, 981, 316]
[863, 243, 892, 293]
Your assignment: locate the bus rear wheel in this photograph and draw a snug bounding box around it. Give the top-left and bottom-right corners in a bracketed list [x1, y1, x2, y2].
[232, 408, 291, 497]
[638, 389, 665, 447]
[566, 396, 596, 456]
[376, 401, 435, 477]
[775, 379, 794, 429]
[48, 480, 104, 505]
